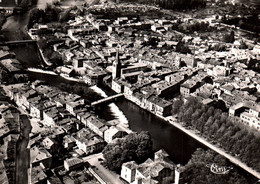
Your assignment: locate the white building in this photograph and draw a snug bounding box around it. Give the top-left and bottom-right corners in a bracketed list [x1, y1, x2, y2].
[121, 150, 181, 184]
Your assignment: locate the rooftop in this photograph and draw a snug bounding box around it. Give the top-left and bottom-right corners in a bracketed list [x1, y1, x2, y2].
[64, 158, 84, 168]
[30, 146, 52, 164]
[31, 166, 47, 184]
[147, 95, 172, 108]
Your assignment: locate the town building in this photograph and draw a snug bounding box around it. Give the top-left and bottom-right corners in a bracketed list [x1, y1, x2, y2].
[74, 128, 106, 155]
[64, 158, 85, 171]
[229, 102, 260, 131]
[121, 149, 181, 184]
[30, 146, 52, 169]
[104, 126, 127, 143]
[112, 49, 121, 79]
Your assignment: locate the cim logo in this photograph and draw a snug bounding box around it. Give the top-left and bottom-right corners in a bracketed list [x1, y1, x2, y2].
[206, 163, 233, 175]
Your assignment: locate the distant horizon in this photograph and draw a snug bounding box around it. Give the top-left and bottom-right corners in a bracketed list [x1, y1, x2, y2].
[0, 0, 260, 8]
[0, 0, 17, 7]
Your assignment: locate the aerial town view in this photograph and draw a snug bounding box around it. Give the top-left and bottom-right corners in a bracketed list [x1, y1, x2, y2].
[0, 0, 259, 183]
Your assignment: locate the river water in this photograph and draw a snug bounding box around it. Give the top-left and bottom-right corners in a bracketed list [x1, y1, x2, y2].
[237, 0, 260, 7]
[0, 0, 258, 183]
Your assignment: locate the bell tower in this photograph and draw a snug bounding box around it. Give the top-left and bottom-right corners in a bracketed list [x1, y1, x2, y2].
[112, 49, 121, 79]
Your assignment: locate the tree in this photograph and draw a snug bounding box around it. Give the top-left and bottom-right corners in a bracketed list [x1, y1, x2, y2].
[44, 4, 59, 22]
[28, 8, 45, 28]
[204, 106, 215, 119]
[102, 131, 153, 172]
[182, 149, 248, 184]
[203, 116, 214, 135]
[195, 113, 207, 131]
[182, 106, 194, 125]
[50, 51, 63, 66]
[191, 108, 203, 126]
[19, 0, 38, 10]
[172, 98, 183, 114]
[135, 131, 153, 162]
[38, 38, 48, 50]
[208, 119, 219, 136]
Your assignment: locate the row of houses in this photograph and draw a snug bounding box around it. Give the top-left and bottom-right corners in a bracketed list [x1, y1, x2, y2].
[4, 81, 128, 151]
[112, 78, 172, 117]
[0, 100, 27, 184]
[229, 102, 260, 130]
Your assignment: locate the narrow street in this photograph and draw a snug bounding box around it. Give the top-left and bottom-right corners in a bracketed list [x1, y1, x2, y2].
[15, 115, 32, 184]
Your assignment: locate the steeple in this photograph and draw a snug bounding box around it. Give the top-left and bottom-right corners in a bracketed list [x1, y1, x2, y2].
[116, 48, 119, 63]
[112, 49, 121, 79]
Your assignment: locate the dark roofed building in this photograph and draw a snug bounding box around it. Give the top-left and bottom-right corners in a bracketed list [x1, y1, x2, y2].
[64, 158, 85, 171]
[145, 95, 172, 117]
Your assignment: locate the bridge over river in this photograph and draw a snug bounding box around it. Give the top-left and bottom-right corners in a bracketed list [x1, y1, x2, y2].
[91, 93, 124, 106]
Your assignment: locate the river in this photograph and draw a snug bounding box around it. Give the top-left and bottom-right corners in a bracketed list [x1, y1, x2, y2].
[237, 0, 260, 7]
[0, 0, 258, 183]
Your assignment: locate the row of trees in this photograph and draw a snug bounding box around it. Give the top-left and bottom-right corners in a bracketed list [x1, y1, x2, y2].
[102, 131, 153, 172]
[182, 148, 248, 184]
[173, 21, 212, 33]
[172, 97, 260, 172]
[153, 0, 206, 10]
[28, 5, 80, 29]
[222, 16, 260, 34]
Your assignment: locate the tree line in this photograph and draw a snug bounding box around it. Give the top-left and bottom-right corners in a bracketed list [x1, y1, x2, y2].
[222, 15, 260, 34]
[28, 5, 81, 29]
[153, 0, 206, 10]
[172, 20, 212, 33]
[172, 97, 260, 172]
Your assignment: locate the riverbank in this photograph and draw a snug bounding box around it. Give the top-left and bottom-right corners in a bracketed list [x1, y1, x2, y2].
[90, 85, 132, 134]
[59, 73, 85, 83]
[121, 88, 260, 180]
[161, 112, 260, 180]
[27, 67, 57, 75]
[35, 43, 52, 66]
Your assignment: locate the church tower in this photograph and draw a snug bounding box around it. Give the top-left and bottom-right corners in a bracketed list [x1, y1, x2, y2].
[112, 49, 121, 79]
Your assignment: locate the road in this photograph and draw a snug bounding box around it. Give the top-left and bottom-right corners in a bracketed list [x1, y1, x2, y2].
[166, 116, 260, 180]
[83, 153, 124, 184]
[15, 114, 31, 184]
